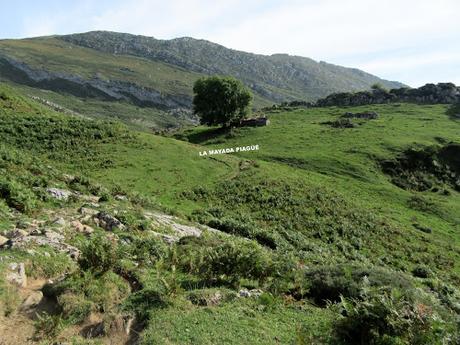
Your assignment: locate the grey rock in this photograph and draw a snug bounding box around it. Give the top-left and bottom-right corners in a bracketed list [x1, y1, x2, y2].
[6, 229, 29, 239]
[0, 235, 8, 246]
[46, 188, 73, 200]
[6, 262, 27, 287]
[21, 291, 43, 310]
[94, 212, 126, 231]
[53, 217, 66, 226]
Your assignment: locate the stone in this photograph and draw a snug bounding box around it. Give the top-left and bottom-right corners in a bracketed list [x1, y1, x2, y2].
[6, 262, 27, 287]
[79, 207, 99, 216]
[71, 220, 94, 235]
[115, 195, 128, 201]
[53, 217, 66, 227]
[6, 229, 29, 239]
[238, 288, 263, 298]
[20, 291, 43, 311]
[45, 230, 65, 242]
[46, 188, 73, 200]
[238, 289, 251, 298]
[0, 235, 9, 246]
[94, 212, 125, 231]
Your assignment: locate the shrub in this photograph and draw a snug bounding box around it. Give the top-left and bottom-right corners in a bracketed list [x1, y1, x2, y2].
[78, 233, 120, 274]
[304, 265, 412, 305]
[128, 236, 168, 265]
[58, 292, 93, 324]
[122, 287, 169, 322]
[332, 287, 447, 345]
[0, 177, 38, 213]
[177, 236, 274, 286]
[34, 313, 65, 339]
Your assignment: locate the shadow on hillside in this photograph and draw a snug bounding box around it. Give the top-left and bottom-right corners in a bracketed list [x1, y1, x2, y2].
[446, 103, 460, 120]
[181, 127, 231, 144]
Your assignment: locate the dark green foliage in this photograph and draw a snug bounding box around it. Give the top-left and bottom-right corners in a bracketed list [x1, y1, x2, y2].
[304, 265, 412, 305]
[122, 288, 169, 322]
[127, 236, 169, 265]
[381, 144, 460, 191]
[333, 288, 448, 345]
[0, 176, 38, 213]
[447, 103, 460, 120]
[58, 293, 94, 324]
[193, 76, 252, 127]
[78, 233, 120, 274]
[185, 177, 392, 258]
[176, 236, 273, 286]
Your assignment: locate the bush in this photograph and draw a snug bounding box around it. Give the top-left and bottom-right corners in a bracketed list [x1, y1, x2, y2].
[122, 287, 169, 322]
[128, 236, 168, 265]
[78, 233, 120, 274]
[58, 292, 93, 324]
[177, 236, 274, 286]
[304, 265, 413, 305]
[0, 177, 38, 213]
[333, 287, 447, 345]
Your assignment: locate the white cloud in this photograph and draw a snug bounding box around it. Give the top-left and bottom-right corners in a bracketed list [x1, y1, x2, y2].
[14, 0, 460, 86]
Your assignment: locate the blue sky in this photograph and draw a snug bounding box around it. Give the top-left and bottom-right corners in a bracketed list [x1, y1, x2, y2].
[1, 0, 459, 87]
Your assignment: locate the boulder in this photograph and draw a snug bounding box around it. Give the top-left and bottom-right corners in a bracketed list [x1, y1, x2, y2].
[20, 291, 44, 311]
[94, 212, 126, 231]
[46, 188, 73, 201]
[53, 217, 66, 227]
[79, 207, 99, 216]
[6, 262, 27, 288]
[6, 229, 29, 239]
[0, 235, 9, 246]
[70, 220, 94, 235]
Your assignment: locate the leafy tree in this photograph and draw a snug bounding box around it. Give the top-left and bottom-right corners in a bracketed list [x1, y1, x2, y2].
[192, 76, 253, 127]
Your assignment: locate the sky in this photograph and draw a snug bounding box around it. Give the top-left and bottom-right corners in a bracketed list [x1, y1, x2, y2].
[1, 0, 459, 87]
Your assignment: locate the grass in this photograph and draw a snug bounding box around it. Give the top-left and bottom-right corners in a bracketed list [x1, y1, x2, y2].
[141, 298, 334, 345]
[1, 82, 460, 343]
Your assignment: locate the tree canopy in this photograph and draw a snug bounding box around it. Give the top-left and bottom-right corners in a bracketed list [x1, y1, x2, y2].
[192, 76, 253, 127]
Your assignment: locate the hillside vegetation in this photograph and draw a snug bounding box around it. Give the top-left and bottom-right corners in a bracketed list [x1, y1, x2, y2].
[0, 82, 460, 345]
[0, 31, 403, 130]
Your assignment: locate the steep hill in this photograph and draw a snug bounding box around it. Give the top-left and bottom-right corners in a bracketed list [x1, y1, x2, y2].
[0, 31, 403, 129]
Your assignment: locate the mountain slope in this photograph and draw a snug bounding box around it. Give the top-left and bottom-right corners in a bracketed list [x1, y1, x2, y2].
[1, 82, 460, 344]
[0, 31, 404, 130]
[59, 31, 403, 100]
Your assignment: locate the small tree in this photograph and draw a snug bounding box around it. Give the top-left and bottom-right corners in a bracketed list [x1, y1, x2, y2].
[193, 76, 253, 127]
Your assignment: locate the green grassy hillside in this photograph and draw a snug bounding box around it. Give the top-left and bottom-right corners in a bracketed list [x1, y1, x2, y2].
[1, 82, 460, 345]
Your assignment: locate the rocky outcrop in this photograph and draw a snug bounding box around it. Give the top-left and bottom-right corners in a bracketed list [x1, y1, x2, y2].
[0, 55, 192, 110]
[1, 230, 81, 259]
[94, 212, 126, 231]
[282, 83, 460, 108]
[6, 262, 27, 287]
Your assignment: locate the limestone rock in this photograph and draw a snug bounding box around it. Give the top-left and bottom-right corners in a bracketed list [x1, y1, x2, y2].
[79, 207, 99, 216]
[53, 217, 66, 227]
[6, 262, 27, 288]
[46, 188, 73, 200]
[71, 220, 94, 235]
[6, 229, 29, 239]
[94, 212, 125, 231]
[0, 235, 9, 246]
[21, 291, 43, 310]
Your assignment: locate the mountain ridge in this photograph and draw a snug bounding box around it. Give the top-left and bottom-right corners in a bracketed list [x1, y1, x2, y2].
[0, 30, 405, 129]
